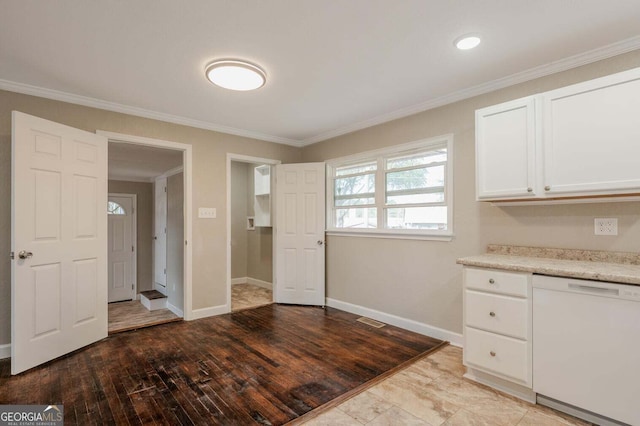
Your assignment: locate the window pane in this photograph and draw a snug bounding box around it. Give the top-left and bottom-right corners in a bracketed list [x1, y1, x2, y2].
[387, 149, 446, 169]
[107, 201, 126, 215]
[336, 162, 377, 176]
[386, 192, 444, 205]
[386, 165, 444, 191]
[385, 206, 447, 230]
[335, 197, 375, 206]
[334, 173, 375, 197]
[335, 208, 377, 228]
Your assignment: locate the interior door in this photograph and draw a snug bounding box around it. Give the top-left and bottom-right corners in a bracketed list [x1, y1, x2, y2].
[275, 163, 325, 305]
[108, 195, 135, 302]
[154, 176, 167, 293]
[11, 111, 108, 374]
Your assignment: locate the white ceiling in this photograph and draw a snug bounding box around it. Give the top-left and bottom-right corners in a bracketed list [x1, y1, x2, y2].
[1, 1, 639, 146]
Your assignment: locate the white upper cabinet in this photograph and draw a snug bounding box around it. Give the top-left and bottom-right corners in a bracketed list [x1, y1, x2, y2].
[476, 67, 640, 202]
[476, 96, 539, 200]
[542, 68, 640, 196]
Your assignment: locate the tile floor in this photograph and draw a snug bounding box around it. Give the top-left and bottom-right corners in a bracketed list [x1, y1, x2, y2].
[302, 345, 589, 426]
[231, 283, 273, 311]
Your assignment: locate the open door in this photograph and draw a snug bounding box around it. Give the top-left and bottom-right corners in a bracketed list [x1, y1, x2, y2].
[11, 111, 108, 374]
[275, 163, 325, 305]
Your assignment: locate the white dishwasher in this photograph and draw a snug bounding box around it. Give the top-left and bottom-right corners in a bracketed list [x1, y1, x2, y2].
[533, 275, 640, 426]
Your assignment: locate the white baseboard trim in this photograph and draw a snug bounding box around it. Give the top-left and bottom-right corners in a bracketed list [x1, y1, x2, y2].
[231, 277, 247, 285]
[153, 283, 168, 296]
[246, 277, 273, 290]
[190, 304, 229, 320]
[167, 301, 184, 318]
[0, 343, 10, 360]
[326, 298, 463, 346]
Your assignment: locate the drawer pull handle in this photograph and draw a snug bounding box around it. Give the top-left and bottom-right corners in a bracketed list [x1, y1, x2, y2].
[489, 279, 495, 284]
[489, 311, 496, 317]
[490, 351, 496, 357]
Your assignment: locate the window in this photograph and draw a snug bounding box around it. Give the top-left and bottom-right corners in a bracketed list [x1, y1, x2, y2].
[107, 201, 126, 215]
[327, 135, 453, 240]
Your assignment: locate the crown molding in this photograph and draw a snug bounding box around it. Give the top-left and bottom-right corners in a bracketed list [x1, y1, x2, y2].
[2, 35, 639, 149]
[299, 35, 640, 146]
[0, 79, 303, 147]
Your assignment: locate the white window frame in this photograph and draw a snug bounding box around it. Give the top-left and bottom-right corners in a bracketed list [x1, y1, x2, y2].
[326, 134, 454, 241]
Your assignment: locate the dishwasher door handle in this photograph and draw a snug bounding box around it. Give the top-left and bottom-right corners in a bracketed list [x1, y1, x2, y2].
[568, 283, 619, 296]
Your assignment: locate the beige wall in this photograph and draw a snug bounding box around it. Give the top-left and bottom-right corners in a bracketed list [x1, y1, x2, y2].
[0, 90, 301, 345]
[108, 180, 153, 293]
[167, 172, 184, 310]
[302, 50, 640, 335]
[231, 162, 249, 278]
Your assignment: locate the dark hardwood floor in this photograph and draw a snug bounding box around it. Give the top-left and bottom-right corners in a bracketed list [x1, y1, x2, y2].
[0, 304, 445, 425]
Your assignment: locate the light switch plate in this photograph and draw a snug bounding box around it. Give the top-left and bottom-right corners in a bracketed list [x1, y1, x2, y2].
[199, 207, 216, 219]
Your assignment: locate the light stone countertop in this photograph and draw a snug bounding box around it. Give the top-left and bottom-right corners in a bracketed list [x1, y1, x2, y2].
[457, 245, 640, 286]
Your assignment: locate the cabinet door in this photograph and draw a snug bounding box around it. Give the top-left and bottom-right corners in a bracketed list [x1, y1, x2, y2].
[476, 96, 538, 200]
[543, 68, 640, 196]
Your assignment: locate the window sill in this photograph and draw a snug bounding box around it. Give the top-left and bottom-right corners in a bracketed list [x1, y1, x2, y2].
[325, 230, 453, 242]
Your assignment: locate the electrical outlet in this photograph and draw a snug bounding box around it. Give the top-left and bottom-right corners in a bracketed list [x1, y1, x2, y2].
[594, 218, 618, 236]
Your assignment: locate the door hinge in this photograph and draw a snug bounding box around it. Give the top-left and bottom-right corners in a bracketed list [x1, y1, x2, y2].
[10, 251, 14, 260]
[164, 227, 167, 234]
[131, 284, 134, 290]
[164, 186, 167, 193]
[164, 268, 166, 275]
[132, 245, 134, 252]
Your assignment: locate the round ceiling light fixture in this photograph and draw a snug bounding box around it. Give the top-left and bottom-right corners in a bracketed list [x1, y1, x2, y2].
[454, 34, 481, 50]
[205, 59, 266, 91]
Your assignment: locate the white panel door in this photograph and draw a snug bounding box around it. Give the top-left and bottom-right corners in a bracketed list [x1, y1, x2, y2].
[11, 111, 107, 375]
[275, 163, 325, 305]
[154, 176, 167, 292]
[108, 195, 134, 302]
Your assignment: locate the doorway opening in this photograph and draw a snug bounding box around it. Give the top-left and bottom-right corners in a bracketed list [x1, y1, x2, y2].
[105, 133, 191, 333]
[227, 155, 280, 312]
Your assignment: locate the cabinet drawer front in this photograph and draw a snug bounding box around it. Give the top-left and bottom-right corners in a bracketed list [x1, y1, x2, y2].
[465, 291, 528, 339]
[465, 327, 530, 385]
[465, 268, 530, 297]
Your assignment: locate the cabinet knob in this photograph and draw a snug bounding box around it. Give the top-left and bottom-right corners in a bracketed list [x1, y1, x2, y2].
[489, 311, 496, 317]
[489, 279, 495, 284]
[527, 187, 533, 193]
[544, 185, 551, 191]
[490, 351, 496, 357]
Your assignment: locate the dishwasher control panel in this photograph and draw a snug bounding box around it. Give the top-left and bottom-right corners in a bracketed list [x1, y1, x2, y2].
[533, 274, 640, 302]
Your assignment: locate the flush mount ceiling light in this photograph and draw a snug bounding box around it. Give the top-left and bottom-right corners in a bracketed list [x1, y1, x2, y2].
[205, 59, 266, 91]
[455, 34, 481, 50]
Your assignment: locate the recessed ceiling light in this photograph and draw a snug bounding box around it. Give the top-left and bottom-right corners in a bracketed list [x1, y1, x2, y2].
[205, 60, 266, 91]
[455, 34, 481, 50]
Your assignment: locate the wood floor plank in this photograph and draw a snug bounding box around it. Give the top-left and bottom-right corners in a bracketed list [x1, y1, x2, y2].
[0, 305, 445, 425]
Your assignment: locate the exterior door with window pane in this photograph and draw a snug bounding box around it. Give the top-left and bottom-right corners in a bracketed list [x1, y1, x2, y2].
[108, 196, 135, 302]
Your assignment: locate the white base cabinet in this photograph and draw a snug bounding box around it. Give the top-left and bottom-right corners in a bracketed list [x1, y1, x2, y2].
[476, 66, 640, 202]
[463, 267, 535, 401]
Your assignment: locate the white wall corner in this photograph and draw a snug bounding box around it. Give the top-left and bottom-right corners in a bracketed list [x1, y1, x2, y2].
[326, 298, 463, 347]
[167, 302, 184, 318]
[0, 343, 10, 360]
[231, 277, 248, 285]
[190, 304, 229, 320]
